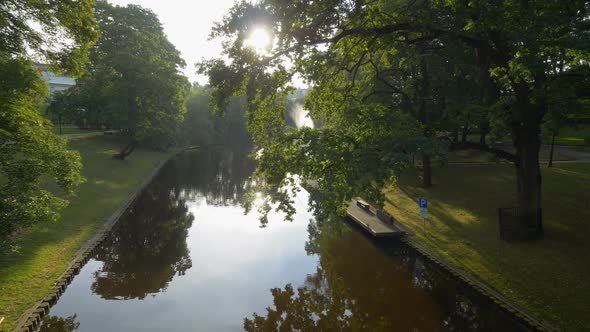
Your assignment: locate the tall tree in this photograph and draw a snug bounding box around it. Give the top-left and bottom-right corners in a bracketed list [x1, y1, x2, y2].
[66, 1, 190, 159]
[0, 1, 97, 249]
[201, 0, 590, 237]
[180, 84, 252, 148]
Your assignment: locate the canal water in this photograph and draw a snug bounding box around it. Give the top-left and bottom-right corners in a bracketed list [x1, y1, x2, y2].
[38, 147, 529, 331]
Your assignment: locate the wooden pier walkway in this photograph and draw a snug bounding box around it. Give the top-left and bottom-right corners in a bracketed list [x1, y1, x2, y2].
[346, 200, 406, 238]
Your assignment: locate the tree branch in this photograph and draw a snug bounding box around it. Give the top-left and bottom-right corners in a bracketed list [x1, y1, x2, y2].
[369, 58, 412, 102]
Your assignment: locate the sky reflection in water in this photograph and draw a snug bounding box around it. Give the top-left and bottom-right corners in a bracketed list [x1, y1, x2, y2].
[38, 147, 527, 332]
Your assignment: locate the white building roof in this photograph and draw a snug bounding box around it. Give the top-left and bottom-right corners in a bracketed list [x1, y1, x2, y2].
[41, 71, 76, 87]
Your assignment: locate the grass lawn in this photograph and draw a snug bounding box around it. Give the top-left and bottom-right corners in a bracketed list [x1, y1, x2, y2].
[552, 136, 587, 146]
[384, 163, 590, 331]
[543, 124, 590, 147]
[0, 136, 174, 331]
[446, 147, 574, 164]
[51, 127, 101, 135]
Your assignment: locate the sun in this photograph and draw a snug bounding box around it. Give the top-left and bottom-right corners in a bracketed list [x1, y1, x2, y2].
[244, 27, 272, 52]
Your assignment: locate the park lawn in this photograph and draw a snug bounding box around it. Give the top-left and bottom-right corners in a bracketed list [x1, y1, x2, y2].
[446, 149, 501, 163]
[51, 127, 98, 135]
[447, 147, 573, 164]
[543, 124, 590, 147]
[553, 136, 586, 146]
[0, 136, 175, 331]
[384, 163, 590, 331]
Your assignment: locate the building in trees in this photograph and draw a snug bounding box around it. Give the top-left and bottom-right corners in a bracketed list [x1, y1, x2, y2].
[35, 64, 76, 95]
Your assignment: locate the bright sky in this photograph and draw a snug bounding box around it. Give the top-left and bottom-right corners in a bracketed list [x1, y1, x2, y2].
[108, 0, 236, 85]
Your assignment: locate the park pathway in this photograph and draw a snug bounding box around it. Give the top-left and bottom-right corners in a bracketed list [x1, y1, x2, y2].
[448, 144, 590, 166]
[550, 144, 590, 161]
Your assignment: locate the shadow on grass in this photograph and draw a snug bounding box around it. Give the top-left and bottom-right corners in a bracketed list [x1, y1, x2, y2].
[384, 163, 590, 330]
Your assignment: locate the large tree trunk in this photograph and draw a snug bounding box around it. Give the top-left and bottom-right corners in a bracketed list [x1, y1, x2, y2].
[512, 98, 544, 238]
[474, 36, 545, 239]
[461, 124, 469, 143]
[548, 133, 555, 167]
[114, 141, 137, 160]
[514, 141, 543, 237]
[479, 121, 490, 145]
[479, 131, 486, 145]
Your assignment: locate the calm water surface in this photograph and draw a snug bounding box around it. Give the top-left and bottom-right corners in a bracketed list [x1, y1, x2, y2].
[38, 148, 528, 331]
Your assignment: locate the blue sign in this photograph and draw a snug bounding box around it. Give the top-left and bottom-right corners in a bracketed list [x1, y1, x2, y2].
[419, 198, 428, 209]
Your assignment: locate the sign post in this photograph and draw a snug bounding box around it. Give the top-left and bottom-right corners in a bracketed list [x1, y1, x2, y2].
[419, 198, 428, 233]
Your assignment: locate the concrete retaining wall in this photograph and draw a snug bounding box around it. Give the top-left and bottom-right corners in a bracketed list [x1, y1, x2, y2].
[402, 237, 560, 332]
[11, 157, 173, 332]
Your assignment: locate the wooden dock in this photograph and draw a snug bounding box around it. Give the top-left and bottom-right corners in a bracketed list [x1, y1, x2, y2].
[346, 200, 407, 238]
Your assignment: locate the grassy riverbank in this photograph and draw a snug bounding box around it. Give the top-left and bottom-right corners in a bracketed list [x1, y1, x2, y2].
[384, 163, 590, 331]
[0, 136, 174, 331]
[52, 127, 99, 135]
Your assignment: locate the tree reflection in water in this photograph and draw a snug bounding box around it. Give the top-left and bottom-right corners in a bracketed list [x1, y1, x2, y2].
[90, 170, 194, 300]
[166, 146, 257, 207]
[245, 221, 526, 332]
[38, 314, 79, 332]
[90, 146, 256, 300]
[37, 147, 526, 331]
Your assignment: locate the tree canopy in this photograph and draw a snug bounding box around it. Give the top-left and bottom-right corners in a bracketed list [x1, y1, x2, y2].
[0, 0, 97, 75]
[58, 1, 190, 158]
[201, 0, 590, 235]
[0, 1, 97, 249]
[180, 84, 252, 148]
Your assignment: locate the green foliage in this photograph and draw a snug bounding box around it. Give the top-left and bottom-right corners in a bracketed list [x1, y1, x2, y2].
[0, 136, 174, 330]
[543, 63, 590, 138]
[0, 0, 96, 249]
[245, 106, 426, 225]
[180, 84, 252, 147]
[46, 89, 80, 126]
[0, 0, 98, 76]
[0, 57, 84, 250]
[181, 85, 215, 146]
[58, 1, 190, 151]
[201, 0, 590, 225]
